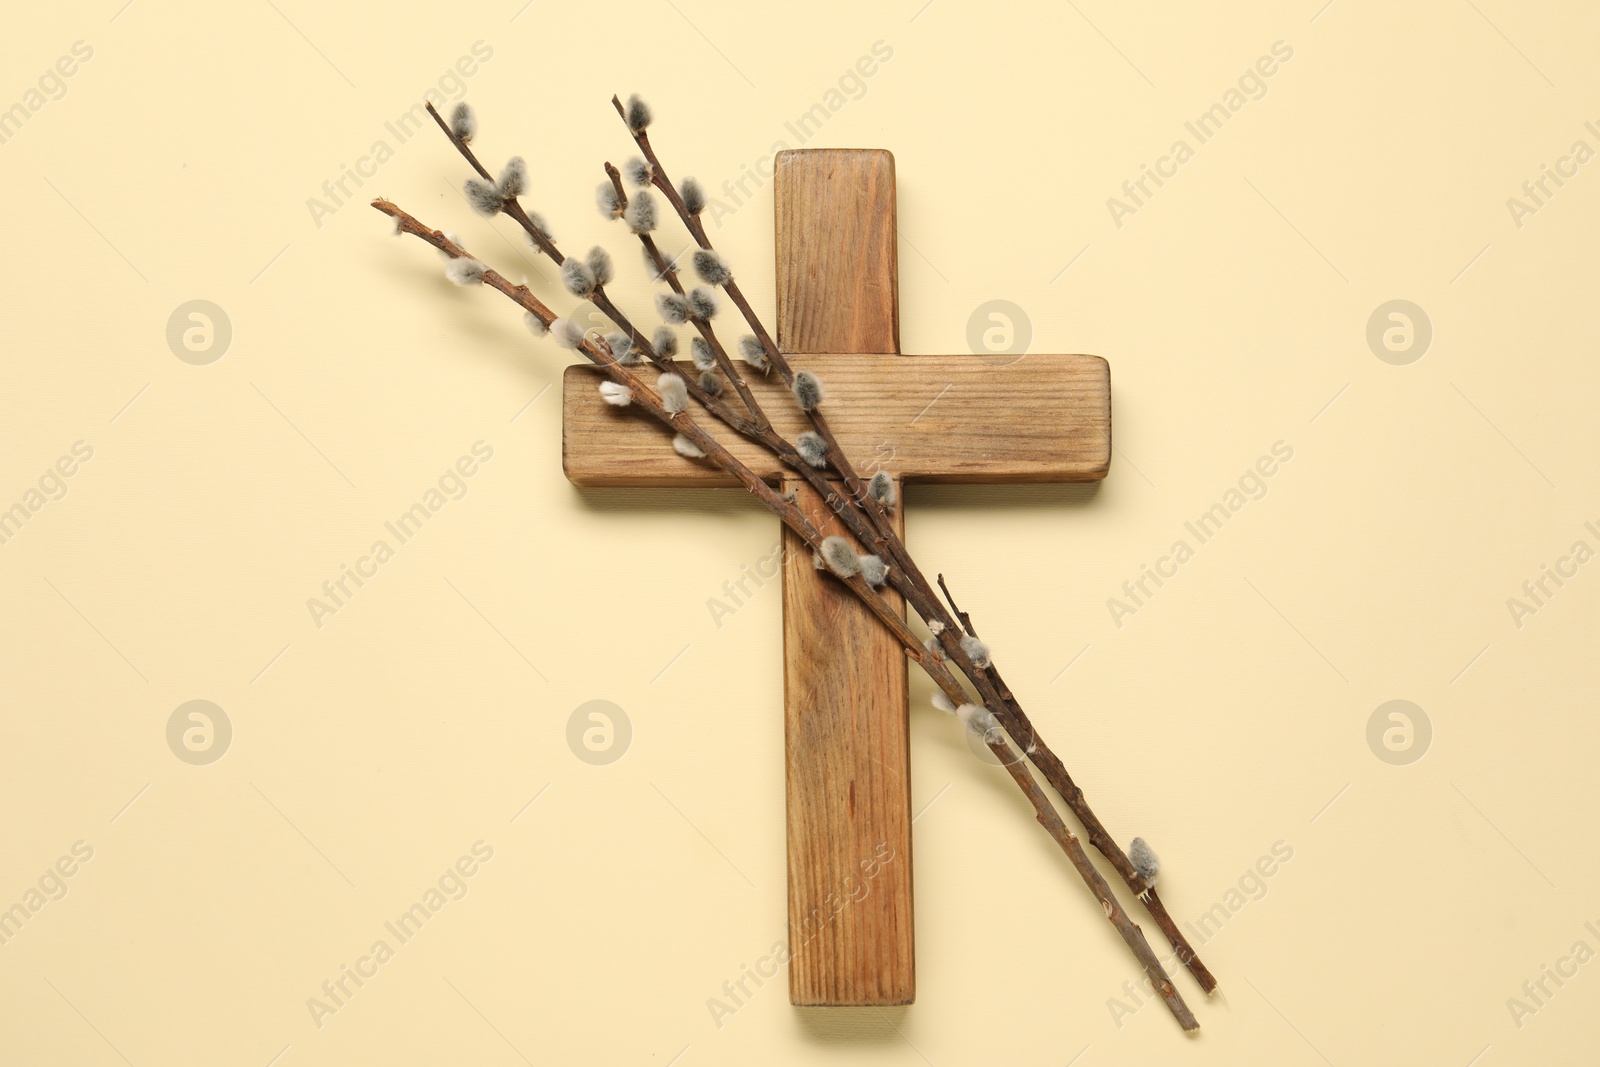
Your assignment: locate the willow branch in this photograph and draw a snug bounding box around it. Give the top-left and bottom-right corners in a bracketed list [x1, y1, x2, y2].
[425, 103, 759, 436]
[937, 572, 1217, 994]
[374, 196, 1196, 1030]
[612, 98, 1218, 996]
[603, 161, 770, 434]
[980, 728, 1197, 1031]
[430, 100, 858, 539]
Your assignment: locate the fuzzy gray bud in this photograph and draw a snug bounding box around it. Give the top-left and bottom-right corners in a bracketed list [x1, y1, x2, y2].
[652, 326, 678, 358]
[859, 555, 889, 587]
[562, 258, 597, 297]
[657, 372, 689, 413]
[644, 245, 673, 282]
[445, 258, 486, 286]
[792, 370, 825, 410]
[497, 157, 528, 198]
[624, 156, 653, 187]
[625, 93, 652, 132]
[598, 381, 632, 407]
[687, 287, 718, 320]
[586, 246, 614, 287]
[1129, 838, 1160, 886]
[681, 176, 707, 216]
[603, 331, 635, 363]
[550, 318, 584, 349]
[672, 433, 706, 459]
[523, 311, 548, 336]
[464, 177, 503, 216]
[526, 212, 554, 241]
[624, 189, 658, 233]
[596, 181, 621, 219]
[869, 470, 897, 507]
[958, 704, 1002, 744]
[693, 248, 732, 286]
[690, 337, 716, 371]
[738, 335, 768, 370]
[960, 634, 991, 668]
[698, 370, 723, 396]
[820, 536, 859, 578]
[450, 102, 477, 142]
[796, 432, 827, 468]
[656, 292, 689, 325]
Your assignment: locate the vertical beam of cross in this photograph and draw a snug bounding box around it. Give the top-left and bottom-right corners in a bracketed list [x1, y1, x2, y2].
[775, 149, 915, 1006]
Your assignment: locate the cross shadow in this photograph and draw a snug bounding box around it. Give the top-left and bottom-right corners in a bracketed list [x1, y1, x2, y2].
[566, 480, 1104, 518]
[568, 483, 772, 517]
[793, 1004, 913, 1047]
[906, 480, 1104, 513]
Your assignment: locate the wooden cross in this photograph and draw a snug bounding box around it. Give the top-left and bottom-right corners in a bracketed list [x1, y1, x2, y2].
[563, 149, 1110, 1006]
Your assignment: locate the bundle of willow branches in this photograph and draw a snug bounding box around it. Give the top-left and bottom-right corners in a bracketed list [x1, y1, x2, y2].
[372, 94, 1214, 1031]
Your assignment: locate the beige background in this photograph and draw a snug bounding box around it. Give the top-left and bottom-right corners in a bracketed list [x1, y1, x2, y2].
[3, 0, 1597, 1063]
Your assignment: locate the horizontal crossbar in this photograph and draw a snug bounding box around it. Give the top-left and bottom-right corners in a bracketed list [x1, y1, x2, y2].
[562, 352, 1111, 487]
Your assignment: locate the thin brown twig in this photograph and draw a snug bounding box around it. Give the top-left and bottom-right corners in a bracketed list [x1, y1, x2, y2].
[936, 573, 976, 637]
[936, 571, 1217, 994]
[977, 728, 1198, 1032]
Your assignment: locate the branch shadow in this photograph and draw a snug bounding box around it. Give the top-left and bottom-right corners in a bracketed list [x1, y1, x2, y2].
[567, 483, 772, 518]
[564, 472, 1106, 519]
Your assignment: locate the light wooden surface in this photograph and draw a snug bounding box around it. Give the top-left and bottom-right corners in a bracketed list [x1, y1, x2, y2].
[776, 149, 914, 1007]
[775, 149, 900, 355]
[781, 473, 914, 1006]
[561, 352, 1112, 487]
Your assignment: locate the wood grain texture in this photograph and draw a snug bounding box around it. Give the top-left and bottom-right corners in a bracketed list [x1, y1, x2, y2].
[775, 150, 899, 356]
[778, 148, 912, 1007]
[562, 352, 1112, 487]
[559, 148, 1113, 1009]
[781, 474, 913, 1006]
